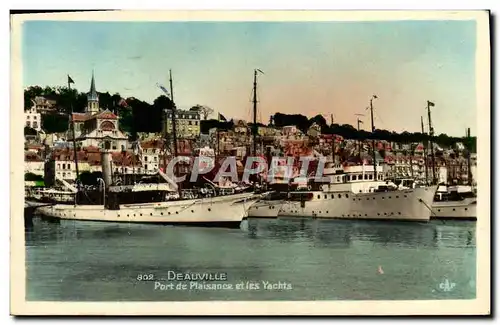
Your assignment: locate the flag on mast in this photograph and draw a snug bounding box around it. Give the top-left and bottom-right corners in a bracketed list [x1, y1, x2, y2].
[68, 75, 75, 84]
[428, 100, 435, 107]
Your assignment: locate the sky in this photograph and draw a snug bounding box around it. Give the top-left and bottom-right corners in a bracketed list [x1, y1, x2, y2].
[22, 20, 477, 137]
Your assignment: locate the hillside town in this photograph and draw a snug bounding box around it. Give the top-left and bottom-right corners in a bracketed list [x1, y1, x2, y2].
[24, 73, 477, 187]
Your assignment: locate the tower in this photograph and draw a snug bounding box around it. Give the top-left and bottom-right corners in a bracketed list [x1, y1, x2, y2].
[86, 70, 100, 114]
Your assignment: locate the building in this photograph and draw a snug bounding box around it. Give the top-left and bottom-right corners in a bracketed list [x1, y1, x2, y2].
[25, 107, 41, 131]
[164, 109, 201, 139]
[139, 139, 164, 174]
[25, 152, 44, 176]
[67, 72, 128, 152]
[30, 96, 57, 114]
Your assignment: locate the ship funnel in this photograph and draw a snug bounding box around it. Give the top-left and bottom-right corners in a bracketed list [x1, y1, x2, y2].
[101, 151, 113, 187]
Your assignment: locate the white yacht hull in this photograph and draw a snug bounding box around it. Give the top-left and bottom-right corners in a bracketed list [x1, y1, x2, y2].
[36, 193, 259, 228]
[278, 186, 437, 222]
[247, 200, 284, 218]
[431, 200, 477, 220]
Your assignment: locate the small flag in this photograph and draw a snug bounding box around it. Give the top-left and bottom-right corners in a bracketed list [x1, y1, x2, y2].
[218, 113, 227, 121]
[156, 83, 170, 98]
[68, 75, 75, 84]
[428, 101, 435, 107]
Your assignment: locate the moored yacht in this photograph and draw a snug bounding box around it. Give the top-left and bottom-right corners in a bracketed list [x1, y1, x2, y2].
[431, 184, 476, 220]
[277, 163, 437, 222]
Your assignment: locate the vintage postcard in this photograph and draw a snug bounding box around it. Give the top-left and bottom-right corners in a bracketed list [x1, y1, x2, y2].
[10, 10, 490, 316]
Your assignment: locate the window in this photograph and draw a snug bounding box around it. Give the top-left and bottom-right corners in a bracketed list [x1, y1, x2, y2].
[27, 116, 30, 120]
[364, 174, 368, 180]
[62, 172, 66, 177]
[145, 164, 148, 170]
[57, 163, 60, 169]
[145, 156, 148, 162]
[26, 121, 30, 127]
[33, 116, 37, 120]
[33, 121, 38, 128]
[188, 121, 192, 125]
[154, 156, 157, 161]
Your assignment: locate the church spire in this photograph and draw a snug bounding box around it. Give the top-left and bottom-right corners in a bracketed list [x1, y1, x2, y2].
[86, 70, 99, 113]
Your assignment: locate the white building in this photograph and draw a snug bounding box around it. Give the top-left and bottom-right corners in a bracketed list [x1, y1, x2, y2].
[139, 140, 163, 174]
[25, 107, 41, 131]
[25, 152, 44, 176]
[67, 72, 128, 152]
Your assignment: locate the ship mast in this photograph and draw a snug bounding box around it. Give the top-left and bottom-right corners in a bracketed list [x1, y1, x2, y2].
[421, 116, 428, 185]
[252, 70, 258, 156]
[369, 95, 378, 180]
[427, 100, 436, 184]
[68, 77, 80, 191]
[169, 70, 180, 196]
[252, 69, 264, 156]
[466, 127, 472, 186]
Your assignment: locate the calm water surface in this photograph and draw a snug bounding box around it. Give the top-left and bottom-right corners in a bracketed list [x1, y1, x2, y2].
[25, 216, 476, 301]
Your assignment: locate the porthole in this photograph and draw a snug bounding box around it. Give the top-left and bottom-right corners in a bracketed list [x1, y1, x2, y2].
[127, 214, 129, 217]
[208, 208, 211, 211]
[345, 194, 349, 198]
[452, 208, 456, 211]
[465, 208, 468, 211]
[331, 194, 334, 199]
[269, 206, 272, 209]
[191, 210, 194, 213]
[404, 195, 408, 198]
[367, 198, 370, 200]
[161, 212, 163, 215]
[168, 212, 171, 215]
[150, 213, 152, 216]
[382, 197, 385, 200]
[388, 196, 391, 199]
[118, 214, 120, 217]
[398, 212, 401, 215]
[317, 195, 320, 199]
[338, 194, 341, 198]
[133, 214, 136, 217]
[176, 211, 179, 214]
[365, 214, 368, 217]
[384, 213, 387, 215]
[377, 213, 380, 216]
[438, 209, 441, 212]
[326, 211, 329, 214]
[396, 196, 399, 198]
[140, 214, 142, 216]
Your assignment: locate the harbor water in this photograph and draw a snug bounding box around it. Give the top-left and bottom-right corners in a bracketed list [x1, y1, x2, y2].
[25, 216, 476, 301]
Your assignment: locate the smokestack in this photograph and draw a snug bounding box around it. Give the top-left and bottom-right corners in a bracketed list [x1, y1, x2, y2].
[101, 151, 113, 188]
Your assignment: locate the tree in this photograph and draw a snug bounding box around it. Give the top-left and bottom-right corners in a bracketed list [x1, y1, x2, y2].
[153, 95, 175, 111]
[190, 105, 214, 120]
[24, 126, 37, 136]
[41, 113, 69, 133]
[24, 86, 44, 110]
[25, 172, 43, 182]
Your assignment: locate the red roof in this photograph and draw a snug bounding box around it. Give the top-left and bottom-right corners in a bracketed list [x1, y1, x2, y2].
[94, 110, 118, 120]
[72, 112, 91, 122]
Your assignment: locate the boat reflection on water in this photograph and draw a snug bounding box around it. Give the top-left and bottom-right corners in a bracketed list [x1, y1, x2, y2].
[243, 217, 476, 249]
